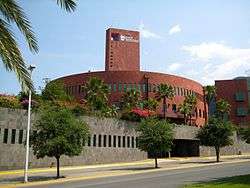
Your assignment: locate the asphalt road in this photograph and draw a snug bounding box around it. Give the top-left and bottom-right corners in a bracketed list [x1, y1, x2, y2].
[26, 161, 250, 188]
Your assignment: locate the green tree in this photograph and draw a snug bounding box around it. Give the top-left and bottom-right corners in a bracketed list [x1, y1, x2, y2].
[41, 80, 71, 102]
[82, 77, 109, 112]
[142, 98, 158, 111]
[121, 89, 141, 110]
[184, 94, 197, 125]
[240, 128, 250, 144]
[0, 0, 76, 91]
[204, 85, 216, 123]
[216, 99, 231, 120]
[178, 102, 191, 125]
[197, 117, 234, 162]
[30, 105, 90, 178]
[137, 118, 174, 168]
[156, 84, 175, 119]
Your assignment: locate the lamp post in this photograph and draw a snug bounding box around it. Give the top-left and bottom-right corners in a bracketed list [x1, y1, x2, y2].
[24, 65, 36, 183]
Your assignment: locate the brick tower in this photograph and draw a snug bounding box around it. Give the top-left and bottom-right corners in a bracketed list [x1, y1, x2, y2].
[105, 28, 140, 71]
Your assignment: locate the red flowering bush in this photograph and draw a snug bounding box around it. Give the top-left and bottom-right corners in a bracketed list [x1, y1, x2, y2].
[21, 99, 39, 109]
[131, 108, 155, 118]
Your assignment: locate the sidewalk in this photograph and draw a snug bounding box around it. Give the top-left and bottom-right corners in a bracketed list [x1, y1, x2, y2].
[1, 154, 250, 187]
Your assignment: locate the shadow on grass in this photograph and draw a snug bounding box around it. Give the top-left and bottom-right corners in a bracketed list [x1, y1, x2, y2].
[185, 174, 250, 188]
[0, 175, 65, 184]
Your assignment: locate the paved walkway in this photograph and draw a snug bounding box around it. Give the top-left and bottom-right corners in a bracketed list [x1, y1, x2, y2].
[0, 154, 250, 188]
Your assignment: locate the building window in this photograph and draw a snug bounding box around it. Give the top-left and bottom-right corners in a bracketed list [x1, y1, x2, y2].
[123, 84, 127, 92]
[98, 135, 102, 147]
[3, 129, 8, 144]
[108, 135, 112, 147]
[127, 136, 130, 148]
[236, 107, 247, 116]
[131, 137, 135, 148]
[113, 135, 116, 147]
[18, 130, 23, 144]
[118, 136, 121, 147]
[11, 129, 16, 144]
[181, 88, 183, 96]
[199, 109, 202, 117]
[148, 84, 152, 92]
[108, 84, 112, 92]
[113, 84, 117, 92]
[122, 136, 126, 147]
[93, 134, 96, 147]
[118, 84, 122, 92]
[172, 104, 177, 113]
[177, 87, 180, 96]
[142, 84, 146, 93]
[88, 136, 91, 146]
[103, 135, 107, 147]
[235, 92, 245, 101]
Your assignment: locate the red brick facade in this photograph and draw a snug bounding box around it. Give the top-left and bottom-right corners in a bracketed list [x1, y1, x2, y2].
[58, 71, 206, 127]
[105, 28, 140, 71]
[55, 28, 207, 127]
[215, 79, 250, 127]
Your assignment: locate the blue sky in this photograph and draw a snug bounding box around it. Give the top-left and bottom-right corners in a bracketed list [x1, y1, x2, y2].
[1, 0, 250, 94]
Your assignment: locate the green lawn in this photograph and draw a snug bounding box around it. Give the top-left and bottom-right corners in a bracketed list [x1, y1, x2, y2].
[185, 174, 250, 188]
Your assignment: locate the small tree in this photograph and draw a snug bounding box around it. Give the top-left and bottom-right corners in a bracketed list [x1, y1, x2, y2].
[137, 118, 173, 168]
[216, 99, 231, 120]
[197, 117, 234, 162]
[142, 98, 158, 111]
[121, 89, 141, 110]
[178, 102, 191, 125]
[156, 84, 175, 119]
[184, 94, 197, 125]
[30, 105, 90, 178]
[42, 80, 72, 102]
[82, 77, 109, 112]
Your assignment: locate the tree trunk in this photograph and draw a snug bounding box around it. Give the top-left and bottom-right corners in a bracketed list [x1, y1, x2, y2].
[154, 157, 158, 168]
[215, 146, 220, 162]
[163, 97, 166, 119]
[56, 156, 60, 178]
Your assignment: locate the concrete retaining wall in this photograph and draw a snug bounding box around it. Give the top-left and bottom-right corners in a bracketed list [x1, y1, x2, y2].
[0, 108, 250, 170]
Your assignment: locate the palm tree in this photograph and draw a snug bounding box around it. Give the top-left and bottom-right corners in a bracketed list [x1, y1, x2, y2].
[204, 85, 216, 123]
[0, 0, 76, 91]
[121, 89, 141, 110]
[82, 77, 110, 112]
[178, 102, 191, 125]
[143, 98, 158, 111]
[155, 84, 175, 119]
[184, 94, 197, 125]
[216, 99, 231, 120]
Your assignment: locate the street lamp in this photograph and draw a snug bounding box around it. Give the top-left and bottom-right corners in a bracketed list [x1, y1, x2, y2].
[24, 65, 36, 183]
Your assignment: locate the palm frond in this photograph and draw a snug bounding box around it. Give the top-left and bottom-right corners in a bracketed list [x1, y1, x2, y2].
[0, 0, 38, 53]
[56, 0, 77, 12]
[0, 19, 34, 92]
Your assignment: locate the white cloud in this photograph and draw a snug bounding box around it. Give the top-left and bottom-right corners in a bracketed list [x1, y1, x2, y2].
[168, 63, 182, 72]
[168, 24, 181, 35]
[138, 22, 161, 39]
[181, 42, 250, 84]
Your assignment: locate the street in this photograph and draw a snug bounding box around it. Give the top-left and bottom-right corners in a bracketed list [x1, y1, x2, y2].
[23, 161, 250, 188]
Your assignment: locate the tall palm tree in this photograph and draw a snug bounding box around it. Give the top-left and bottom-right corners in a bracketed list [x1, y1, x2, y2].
[0, 0, 76, 92]
[184, 94, 197, 125]
[204, 85, 216, 123]
[155, 84, 175, 119]
[82, 77, 110, 112]
[121, 89, 141, 110]
[178, 102, 191, 125]
[216, 99, 231, 120]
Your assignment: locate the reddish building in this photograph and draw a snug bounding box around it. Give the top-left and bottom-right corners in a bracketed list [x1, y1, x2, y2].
[56, 28, 207, 127]
[215, 77, 250, 127]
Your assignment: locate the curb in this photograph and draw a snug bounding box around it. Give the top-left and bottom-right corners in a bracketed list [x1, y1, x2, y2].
[1, 158, 250, 188]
